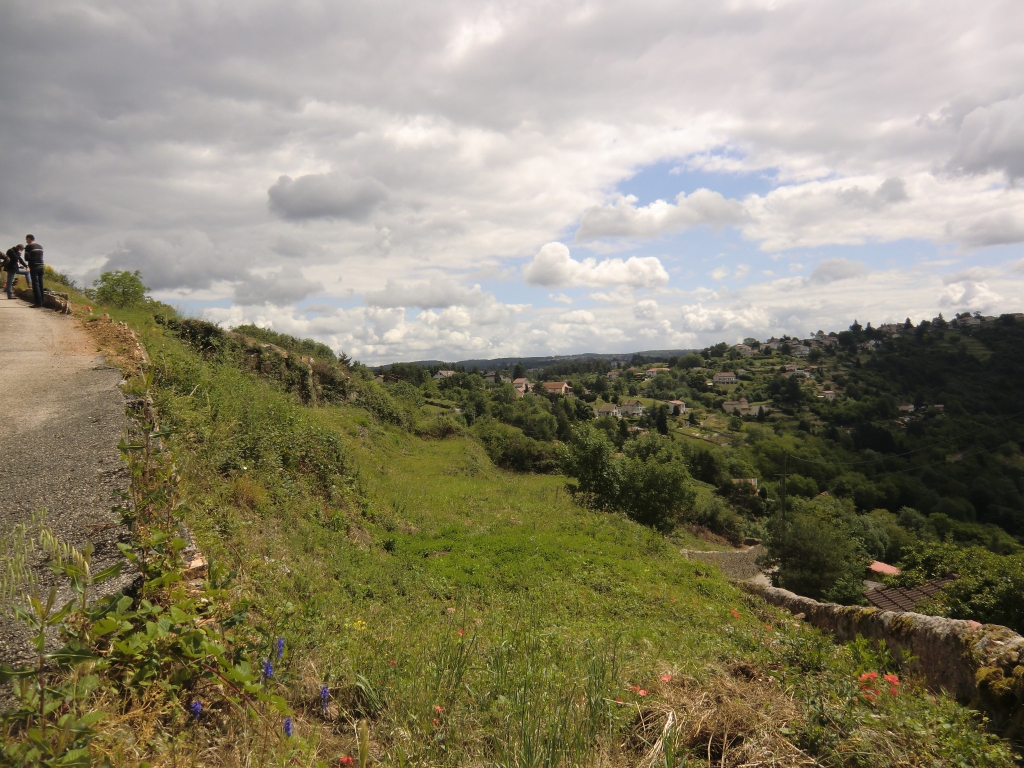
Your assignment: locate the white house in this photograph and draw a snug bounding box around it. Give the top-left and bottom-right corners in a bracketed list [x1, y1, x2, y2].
[668, 400, 686, 415]
[734, 344, 754, 356]
[791, 344, 811, 357]
[513, 377, 530, 394]
[713, 371, 738, 385]
[819, 390, 836, 401]
[619, 399, 644, 417]
[433, 370, 457, 380]
[898, 403, 915, 413]
[596, 402, 621, 418]
[645, 368, 663, 379]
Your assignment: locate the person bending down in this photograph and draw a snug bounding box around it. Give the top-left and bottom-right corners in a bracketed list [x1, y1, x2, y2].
[4, 244, 29, 299]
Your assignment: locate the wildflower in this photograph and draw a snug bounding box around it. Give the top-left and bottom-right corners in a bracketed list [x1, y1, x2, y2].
[340, 757, 354, 766]
[614, 697, 623, 703]
[765, 625, 772, 630]
[262, 659, 273, 679]
[446, 607, 456, 614]
[637, 689, 648, 696]
[284, 717, 293, 737]
[277, 637, 285, 659]
[432, 718, 439, 726]
[628, 685, 640, 692]
[389, 660, 397, 666]
[320, 685, 329, 716]
[884, 673, 899, 686]
[189, 700, 202, 720]
[660, 674, 672, 682]
[458, 628, 465, 637]
[434, 705, 444, 713]
[730, 609, 741, 619]
[858, 672, 878, 684]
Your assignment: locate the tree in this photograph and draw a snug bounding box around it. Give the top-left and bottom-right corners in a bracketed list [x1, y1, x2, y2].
[762, 497, 869, 604]
[91, 270, 150, 308]
[655, 405, 668, 435]
[513, 362, 526, 379]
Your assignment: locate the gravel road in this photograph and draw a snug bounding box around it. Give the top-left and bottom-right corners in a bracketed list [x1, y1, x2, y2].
[0, 298, 136, 671]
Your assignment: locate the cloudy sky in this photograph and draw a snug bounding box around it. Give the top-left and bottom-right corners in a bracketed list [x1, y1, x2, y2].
[3, 1, 1024, 363]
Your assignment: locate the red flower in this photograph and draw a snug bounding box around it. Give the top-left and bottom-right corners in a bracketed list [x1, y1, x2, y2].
[389, 660, 397, 666]
[889, 687, 899, 695]
[858, 672, 878, 684]
[434, 705, 444, 713]
[432, 718, 439, 726]
[615, 697, 623, 703]
[637, 689, 648, 696]
[883, 673, 899, 686]
[670, 598, 675, 602]
[730, 609, 741, 619]
[458, 629, 464, 637]
[340, 757, 354, 766]
[765, 625, 772, 630]
[660, 674, 672, 682]
[628, 685, 640, 692]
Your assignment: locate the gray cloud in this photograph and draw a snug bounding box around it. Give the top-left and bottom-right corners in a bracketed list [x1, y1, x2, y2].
[949, 95, 1024, 180]
[268, 173, 388, 221]
[364, 277, 485, 309]
[98, 234, 237, 290]
[233, 269, 322, 306]
[949, 213, 1024, 248]
[808, 259, 867, 285]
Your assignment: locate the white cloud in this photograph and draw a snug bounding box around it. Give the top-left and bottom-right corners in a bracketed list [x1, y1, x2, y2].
[522, 242, 669, 289]
[709, 266, 730, 281]
[576, 189, 746, 240]
[549, 293, 573, 304]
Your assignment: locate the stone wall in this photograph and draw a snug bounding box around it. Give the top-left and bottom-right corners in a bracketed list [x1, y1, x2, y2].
[742, 581, 1024, 726]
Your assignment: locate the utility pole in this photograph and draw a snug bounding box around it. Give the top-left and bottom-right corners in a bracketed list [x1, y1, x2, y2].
[775, 452, 787, 521]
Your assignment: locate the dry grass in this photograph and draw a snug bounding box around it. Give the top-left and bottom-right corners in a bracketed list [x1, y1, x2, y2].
[622, 664, 814, 768]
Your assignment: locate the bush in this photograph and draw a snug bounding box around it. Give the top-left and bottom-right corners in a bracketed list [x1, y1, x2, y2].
[473, 419, 541, 472]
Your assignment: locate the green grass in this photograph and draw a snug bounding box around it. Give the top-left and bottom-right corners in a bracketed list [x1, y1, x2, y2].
[61, 315, 1017, 766]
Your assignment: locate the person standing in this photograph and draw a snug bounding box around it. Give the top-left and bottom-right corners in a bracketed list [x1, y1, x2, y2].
[23, 234, 44, 307]
[4, 244, 28, 299]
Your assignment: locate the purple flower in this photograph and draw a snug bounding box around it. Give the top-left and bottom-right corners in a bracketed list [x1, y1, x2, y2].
[189, 700, 202, 720]
[262, 659, 273, 679]
[283, 716, 293, 737]
[276, 637, 285, 659]
[320, 685, 329, 716]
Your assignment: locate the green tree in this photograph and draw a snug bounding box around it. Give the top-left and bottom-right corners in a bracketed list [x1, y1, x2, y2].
[91, 269, 150, 308]
[763, 497, 869, 604]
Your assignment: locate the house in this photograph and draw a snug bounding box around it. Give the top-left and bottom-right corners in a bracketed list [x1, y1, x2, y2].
[433, 370, 456, 380]
[734, 343, 754, 356]
[645, 367, 664, 379]
[607, 370, 620, 379]
[619, 399, 644, 418]
[542, 381, 573, 396]
[512, 377, 530, 394]
[713, 371, 737, 385]
[722, 397, 764, 417]
[791, 344, 810, 357]
[869, 561, 901, 577]
[783, 364, 797, 372]
[864, 578, 955, 614]
[729, 481, 761, 493]
[933, 404, 944, 412]
[483, 372, 498, 383]
[596, 402, 621, 418]
[898, 403, 915, 413]
[819, 390, 836, 401]
[667, 400, 686, 415]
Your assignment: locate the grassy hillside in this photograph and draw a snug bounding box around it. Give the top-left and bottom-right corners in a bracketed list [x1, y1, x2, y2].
[2, 276, 1018, 766]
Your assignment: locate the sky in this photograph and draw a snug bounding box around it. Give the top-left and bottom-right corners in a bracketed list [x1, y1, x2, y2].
[2, 1, 1024, 364]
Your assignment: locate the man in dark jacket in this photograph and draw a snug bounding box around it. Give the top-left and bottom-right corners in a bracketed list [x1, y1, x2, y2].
[24, 234, 44, 306]
[4, 244, 28, 299]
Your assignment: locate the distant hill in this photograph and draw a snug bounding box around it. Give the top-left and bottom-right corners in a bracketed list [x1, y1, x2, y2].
[401, 349, 697, 370]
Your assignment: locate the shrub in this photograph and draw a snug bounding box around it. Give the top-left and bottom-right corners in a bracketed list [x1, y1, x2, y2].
[473, 419, 541, 472]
